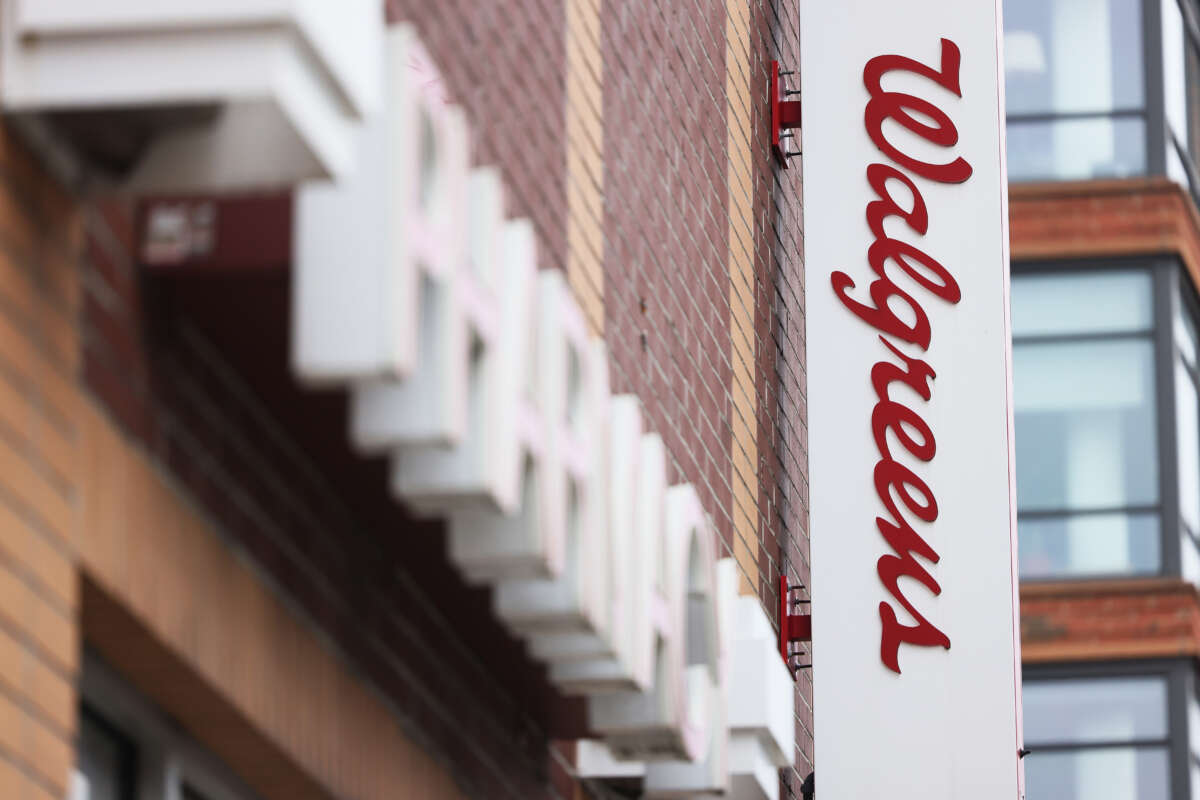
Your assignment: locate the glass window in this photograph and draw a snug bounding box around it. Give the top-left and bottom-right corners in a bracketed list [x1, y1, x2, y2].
[1165, 1, 1200, 199]
[1191, 678, 1200, 795]
[1005, 0, 1144, 115]
[1024, 678, 1168, 743]
[78, 706, 136, 800]
[1012, 271, 1153, 336]
[1165, 0, 1188, 144]
[1024, 675, 1171, 800]
[1007, 116, 1147, 181]
[1177, 285, 1200, 581]
[1018, 513, 1161, 578]
[1014, 339, 1158, 510]
[81, 653, 261, 800]
[1168, 139, 1192, 190]
[1187, 12, 1200, 170]
[1177, 359, 1200, 533]
[1176, 290, 1198, 367]
[1025, 749, 1170, 800]
[1013, 270, 1161, 578]
[1004, 0, 1146, 181]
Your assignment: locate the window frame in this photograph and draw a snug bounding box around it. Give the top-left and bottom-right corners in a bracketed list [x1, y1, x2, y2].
[78, 702, 138, 800]
[1172, 268, 1200, 575]
[1004, 0, 1161, 182]
[1186, 660, 1200, 791]
[1173, 0, 1200, 194]
[1000, 0, 1200, 186]
[1023, 659, 1191, 800]
[78, 650, 260, 800]
[1012, 257, 1179, 582]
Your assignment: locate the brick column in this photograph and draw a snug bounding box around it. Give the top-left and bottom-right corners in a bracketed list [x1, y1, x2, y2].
[0, 126, 82, 800]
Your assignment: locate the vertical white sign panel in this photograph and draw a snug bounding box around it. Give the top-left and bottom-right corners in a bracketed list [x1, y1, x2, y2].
[800, 1, 1024, 797]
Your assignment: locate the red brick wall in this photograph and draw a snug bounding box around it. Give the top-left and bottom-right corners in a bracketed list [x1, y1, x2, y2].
[1021, 579, 1200, 663]
[384, 0, 568, 274]
[1010, 178, 1200, 280]
[80, 1, 813, 797]
[752, 4, 812, 780]
[599, 1, 733, 566]
[383, 0, 813, 785]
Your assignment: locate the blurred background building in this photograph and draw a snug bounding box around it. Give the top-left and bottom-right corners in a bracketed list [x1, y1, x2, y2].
[2, 0, 1199, 799]
[1006, 0, 1200, 797]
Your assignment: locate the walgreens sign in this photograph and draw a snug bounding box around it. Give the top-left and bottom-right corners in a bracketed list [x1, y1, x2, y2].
[800, 1, 1024, 797]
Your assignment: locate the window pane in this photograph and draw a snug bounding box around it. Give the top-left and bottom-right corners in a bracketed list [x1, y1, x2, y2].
[1164, 0, 1188, 142]
[1183, 532, 1200, 584]
[1025, 747, 1168, 800]
[1178, 359, 1200, 533]
[1024, 677, 1168, 745]
[1014, 339, 1158, 511]
[78, 708, 136, 800]
[1189, 30, 1200, 166]
[1018, 512, 1160, 577]
[1168, 138, 1192, 191]
[1007, 117, 1146, 182]
[1004, 0, 1143, 116]
[1190, 686, 1200, 761]
[1012, 271, 1152, 337]
[1177, 297, 1198, 367]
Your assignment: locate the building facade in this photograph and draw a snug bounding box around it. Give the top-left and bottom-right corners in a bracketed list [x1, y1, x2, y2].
[6, 1, 1199, 799]
[1008, 0, 1200, 797]
[0, 3, 809, 800]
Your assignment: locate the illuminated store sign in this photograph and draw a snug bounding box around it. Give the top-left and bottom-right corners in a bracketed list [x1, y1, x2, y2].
[800, 0, 1024, 797]
[292, 25, 792, 800]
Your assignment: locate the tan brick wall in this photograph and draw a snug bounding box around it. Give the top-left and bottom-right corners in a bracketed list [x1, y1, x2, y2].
[76, 398, 467, 800]
[0, 122, 471, 800]
[0, 127, 82, 800]
[564, 0, 605, 336]
[725, 0, 758, 597]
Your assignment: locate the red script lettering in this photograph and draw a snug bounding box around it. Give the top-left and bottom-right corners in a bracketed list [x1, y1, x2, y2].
[831, 38, 970, 674]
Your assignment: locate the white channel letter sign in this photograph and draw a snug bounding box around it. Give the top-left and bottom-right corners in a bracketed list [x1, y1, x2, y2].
[799, 1, 1024, 797]
[293, 23, 797, 794]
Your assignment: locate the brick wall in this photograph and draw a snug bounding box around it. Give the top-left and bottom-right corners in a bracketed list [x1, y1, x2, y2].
[1010, 178, 1200, 279]
[379, 0, 815, 785]
[81, 206, 580, 799]
[384, 0, 569, 276]
[0, 127, 81, 800]
[77, 396, 467, 800]
[0, 120, 505, 800]
[381, 0, 809, 615]
[1021, 579, 1200, 663]
[1009, 178, 1200, 678]
[73, 2, 814, 798]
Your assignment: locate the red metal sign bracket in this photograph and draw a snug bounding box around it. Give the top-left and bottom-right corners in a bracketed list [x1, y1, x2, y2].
[770, 61, 802, 167]
[779, 574, 812, 676]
